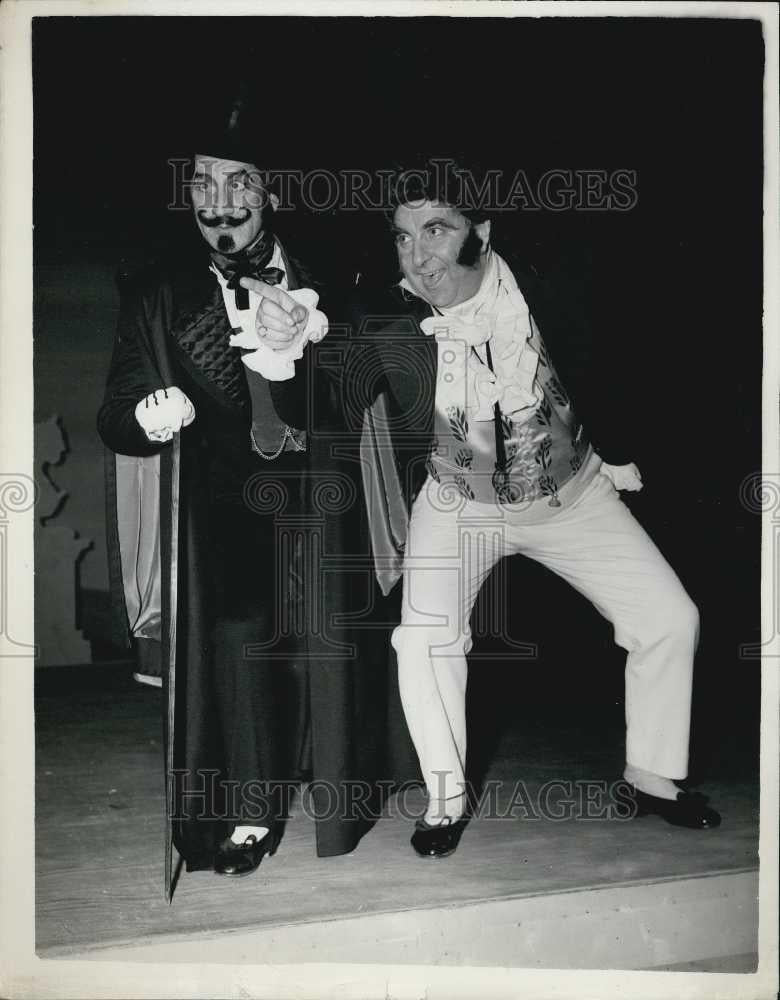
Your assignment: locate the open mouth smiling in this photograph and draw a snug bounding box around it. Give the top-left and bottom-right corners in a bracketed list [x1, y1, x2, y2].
[419, 269, 445, 287]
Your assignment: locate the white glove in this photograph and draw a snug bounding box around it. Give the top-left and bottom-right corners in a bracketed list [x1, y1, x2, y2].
[600, 462, 643, 492]
[134, 386, 195, 443]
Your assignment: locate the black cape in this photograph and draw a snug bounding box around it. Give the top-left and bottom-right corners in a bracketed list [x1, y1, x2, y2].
[98, 244, 417, 897]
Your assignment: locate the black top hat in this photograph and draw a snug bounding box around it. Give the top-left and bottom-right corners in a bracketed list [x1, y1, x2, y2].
[174, 78, 263, 166]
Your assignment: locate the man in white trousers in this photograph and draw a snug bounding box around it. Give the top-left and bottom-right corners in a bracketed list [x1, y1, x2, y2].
[244, 160, 721, 858]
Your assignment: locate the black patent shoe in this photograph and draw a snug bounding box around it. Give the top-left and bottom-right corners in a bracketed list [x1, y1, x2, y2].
[411, 817, 468, 858]
[214, 828, 279, 877]
[633, 788, 721, 829]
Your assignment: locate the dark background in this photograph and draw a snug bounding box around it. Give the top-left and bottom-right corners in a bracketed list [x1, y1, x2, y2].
[33, 16, 764, 780]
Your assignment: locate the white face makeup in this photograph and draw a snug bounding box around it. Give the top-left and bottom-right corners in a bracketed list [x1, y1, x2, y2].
[393, 200, 490, 308]
[190, 154, 270, 255]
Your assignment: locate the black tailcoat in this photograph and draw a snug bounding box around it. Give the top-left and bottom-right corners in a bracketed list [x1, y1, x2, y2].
[98, 244, 416, 892]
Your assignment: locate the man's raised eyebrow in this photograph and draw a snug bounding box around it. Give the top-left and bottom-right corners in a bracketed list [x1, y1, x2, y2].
[392, 218, 457, 237]
[422, 217, 458, 230]
[191, 169, 250, 182]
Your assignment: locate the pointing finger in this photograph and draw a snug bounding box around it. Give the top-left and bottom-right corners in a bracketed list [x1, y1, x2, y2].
[239, 278, 299, 314]
[259, 298, 296, 329]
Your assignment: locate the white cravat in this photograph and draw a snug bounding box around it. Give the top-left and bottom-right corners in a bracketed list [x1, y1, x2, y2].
[417, 252, 543, 424]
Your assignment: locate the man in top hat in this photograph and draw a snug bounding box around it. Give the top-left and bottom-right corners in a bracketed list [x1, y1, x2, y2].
[97, 90, 406, 889]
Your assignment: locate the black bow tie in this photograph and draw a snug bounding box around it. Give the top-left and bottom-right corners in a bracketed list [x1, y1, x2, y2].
[211, 235, 285, 310]
[225, 264, 285, 310]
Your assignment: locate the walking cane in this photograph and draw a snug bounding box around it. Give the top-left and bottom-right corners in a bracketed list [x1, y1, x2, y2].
[164, 429, 181, 903]
[113, 278, 181, 901]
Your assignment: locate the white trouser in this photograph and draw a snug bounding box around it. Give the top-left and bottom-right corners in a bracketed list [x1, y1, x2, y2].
[391, 471, 699, 815]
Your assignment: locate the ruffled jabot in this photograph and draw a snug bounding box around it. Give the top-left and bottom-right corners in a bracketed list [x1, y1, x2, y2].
[418, 252, 542, 423]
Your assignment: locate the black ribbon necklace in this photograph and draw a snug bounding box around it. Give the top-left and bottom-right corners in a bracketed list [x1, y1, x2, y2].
[478, 340, 513, 501]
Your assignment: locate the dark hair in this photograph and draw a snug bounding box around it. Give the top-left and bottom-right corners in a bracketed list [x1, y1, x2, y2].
[385, 157, 491, 226]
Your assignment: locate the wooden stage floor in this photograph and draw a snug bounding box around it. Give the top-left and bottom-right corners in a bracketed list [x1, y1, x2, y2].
[34, 665, 760, 967]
